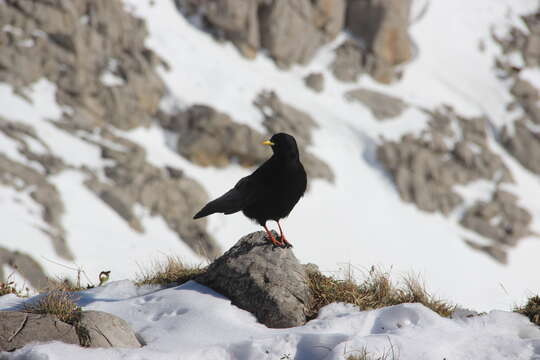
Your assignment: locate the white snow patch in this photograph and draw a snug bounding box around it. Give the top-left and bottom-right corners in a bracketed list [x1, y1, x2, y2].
[520, 68, 540, 90]
[119, 0, 540, 312]
[99, 58, 125, 86]
[0, 80, 103, 168]
[47, 171, 203, 283]
[1, 280, 540, 359]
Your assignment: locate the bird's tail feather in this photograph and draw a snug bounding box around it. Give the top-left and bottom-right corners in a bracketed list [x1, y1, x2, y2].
[193, 197, 242, 219]
[193, 187, 246, 219]
[193, 204, 215, 219]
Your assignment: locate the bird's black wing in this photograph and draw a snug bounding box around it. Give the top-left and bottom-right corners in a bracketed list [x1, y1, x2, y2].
[193, 175, 263, 219]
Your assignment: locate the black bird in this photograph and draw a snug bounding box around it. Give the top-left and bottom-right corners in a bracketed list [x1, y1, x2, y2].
[193, 133, 307, 247]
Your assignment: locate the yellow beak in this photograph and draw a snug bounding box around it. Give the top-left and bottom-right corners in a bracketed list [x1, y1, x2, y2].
[262, 140, 275, 146]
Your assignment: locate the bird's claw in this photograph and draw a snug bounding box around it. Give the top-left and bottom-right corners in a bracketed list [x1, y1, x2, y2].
[271, 242, 292, 249]
[278, 236, 293, 248]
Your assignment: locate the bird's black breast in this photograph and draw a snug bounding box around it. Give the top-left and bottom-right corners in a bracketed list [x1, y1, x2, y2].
[242, 157, 307, 225]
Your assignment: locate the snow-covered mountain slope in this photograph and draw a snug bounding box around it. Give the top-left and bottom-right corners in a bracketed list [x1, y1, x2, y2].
[123, 0, 540, 311]
[1, 0, 539, 314]
[1, 280, 539, 360]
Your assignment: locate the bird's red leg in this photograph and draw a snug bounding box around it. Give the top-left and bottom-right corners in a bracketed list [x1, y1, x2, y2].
[276, 220, 292, 248]
[263, 224, 284, 247]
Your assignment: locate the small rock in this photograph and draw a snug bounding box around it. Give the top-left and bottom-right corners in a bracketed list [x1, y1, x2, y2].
[501, 120, 540, 174]
[196, 231, 311, 328]
[464, 239, 508, 265]
[0, 312, 79, 352]
[304, 72, 324, 92]
[78, 311, 141, 348]
[345, 88, 408, 120]
[331, 39, 365, 82]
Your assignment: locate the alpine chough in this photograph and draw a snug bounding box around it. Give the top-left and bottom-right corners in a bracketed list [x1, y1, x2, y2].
[193, 133, 307, 247]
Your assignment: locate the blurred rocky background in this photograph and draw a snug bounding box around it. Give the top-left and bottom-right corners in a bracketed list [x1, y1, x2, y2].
[0, 0, 539, 289]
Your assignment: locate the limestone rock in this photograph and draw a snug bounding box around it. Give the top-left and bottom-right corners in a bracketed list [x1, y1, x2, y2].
[377, 106, 515, 241]
[0, 248, 49, 291]
[464, 239, 508, 265]
[0, 0, 165, 131]
[161, 105, 268, 168]
[258, 0, 346, 67]
[205, 0, 260, 58]
[331, 39, 366, 82]
[523, 11, 540, 67]
[377, 102, 528, 252]
[0, 312, 79, 352]
[0, 154, 73, 261]
[164, 94, 334, 184]
[493, 8, 540, 177]
[304, 72, 325, 92]
[345, 88, 408, 120]
[510, 79, 540, 124]
[346, 0, 413, 83]
[259, 0, 322, 67]
[85, 131, 221, 259]
[179, 0, 346, 67]
[196, 231, 311, 328]
[501, 120, 540, 174]
[254, 91, 335, 183]
[460, 190, 532, 247]
[78, 311, 141, 348]
[255, 91, 317, 145]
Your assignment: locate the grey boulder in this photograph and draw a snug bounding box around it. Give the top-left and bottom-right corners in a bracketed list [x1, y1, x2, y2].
[196, 231, 311, 328]
[0, 312, 79, 352]
[345, 88, 408, 120]
[78, 311, 141, 348]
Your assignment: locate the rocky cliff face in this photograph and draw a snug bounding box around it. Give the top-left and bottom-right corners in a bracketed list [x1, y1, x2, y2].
[1, 0, 540, 288]
[0, 0, 220, 282]
[377, 106, 534, 263]
[176, 0, 413, 83]
[495, 10, 540, 175]
[177, 0, 346, 67]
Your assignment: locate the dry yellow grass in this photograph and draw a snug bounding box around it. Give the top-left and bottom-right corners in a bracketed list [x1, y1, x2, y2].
[23, 289, 81, 324]
[515, 295, 540, 326]
[0, 280, 22, 297]
[346, 347, 396, 360]
[307, 267, 454, 319]
[135, 256, 205, 286]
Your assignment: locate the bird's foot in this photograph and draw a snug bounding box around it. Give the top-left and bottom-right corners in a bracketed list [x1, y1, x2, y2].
[266, 233, 285, 248]
[279, 236, 293, 248]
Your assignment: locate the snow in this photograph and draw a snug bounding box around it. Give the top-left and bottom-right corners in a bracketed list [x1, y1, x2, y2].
[521, 68, 540, 90]
[0, 81, 202, 286]
[120, 0, 540, 312]
[0, 3, 540, 357]
[1, 280, 540, 359]
[0, 80, 103, 168]
[100, 58, 125, 87]
[48, 171, 203, 282]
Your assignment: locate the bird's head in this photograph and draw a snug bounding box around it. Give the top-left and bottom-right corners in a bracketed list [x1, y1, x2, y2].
[262, 133, 300, 159]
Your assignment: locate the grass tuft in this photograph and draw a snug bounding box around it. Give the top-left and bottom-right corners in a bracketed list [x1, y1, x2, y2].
[0, 271, 30, 298]
[515, 295, 540, 326]
[23, 289, 81, 324]
[135, 256, 205, 286]
[0, 280, 24, 297]
[345, 344, 399, 360]
[307, 267, 454, 319]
